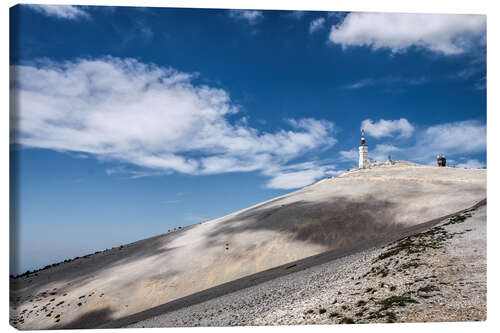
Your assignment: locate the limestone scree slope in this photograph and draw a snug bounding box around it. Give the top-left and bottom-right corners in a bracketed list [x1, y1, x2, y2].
[10, 162, 486, 329]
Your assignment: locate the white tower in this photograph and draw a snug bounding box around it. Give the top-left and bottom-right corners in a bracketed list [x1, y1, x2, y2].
[359, 129, 369, 168]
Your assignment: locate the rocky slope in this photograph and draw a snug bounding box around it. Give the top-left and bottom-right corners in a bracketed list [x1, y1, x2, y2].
[10, 162, 486, 329]
[128, 201, 486, 327]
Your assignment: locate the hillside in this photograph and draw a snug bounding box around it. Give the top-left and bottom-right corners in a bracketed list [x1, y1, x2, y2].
[10, 162, 487, 329]
[127, 201, 486, 327]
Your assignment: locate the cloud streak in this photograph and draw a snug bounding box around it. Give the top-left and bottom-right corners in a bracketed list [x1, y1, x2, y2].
[228, 10, 263, 25]
[25, 4, 90, 20]
[11, 57, 337, 189]
[343, 76, 427, 90]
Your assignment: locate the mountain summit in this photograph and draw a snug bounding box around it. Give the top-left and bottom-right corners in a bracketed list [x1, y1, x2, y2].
[10, 162, 486, 329]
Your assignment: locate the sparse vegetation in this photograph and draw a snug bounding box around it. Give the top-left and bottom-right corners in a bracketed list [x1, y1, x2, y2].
[367, 310, 397, 322]
[374, 211, 474, 266]
[367, 265, 389, 277]
[356, 300, 367, 307]
[398, 260, 422, 271]
[418, 284, 440, 294]
[379, 295, 418, 310]
[339, 317, 355, 324]
[443, 213, 471, 226]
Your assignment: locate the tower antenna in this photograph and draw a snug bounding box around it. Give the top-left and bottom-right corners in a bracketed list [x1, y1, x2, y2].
[359, 129, 368, 168]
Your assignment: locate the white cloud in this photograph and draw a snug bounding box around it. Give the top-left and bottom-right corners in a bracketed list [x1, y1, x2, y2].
[370, 144, 401, 162]
[456, 159, 485, 169]
[11, 57, 337, 189]
[339, 144, 400, 164]
[26, 4, 90, 20]
[413, 120, 486, 161]
[228, 10, 263, 24]
[341, 120, 485, 165]
[339, 149, 357, 162]
[266, 169, 325, 189]
[329, 13, 485, 55]
[264, 161, 339, 189]
[361, 118, 415, 138]
[309, 17, 326, 34]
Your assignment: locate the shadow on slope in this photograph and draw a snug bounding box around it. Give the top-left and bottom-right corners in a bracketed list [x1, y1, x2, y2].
[51, 307, 114, 330]
[206, 195, 401, 249]
[100, 199, 487, 329]
[10, 230, 184, 300]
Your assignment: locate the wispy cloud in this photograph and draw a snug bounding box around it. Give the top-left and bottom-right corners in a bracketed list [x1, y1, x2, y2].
[344, 78, 374, 89]
[327, 12, 348, 20]
[286, 10, 306, 20]
[339, 149, 358, 162]
[474, 76, 486, 90]
[263, 161, 339, 189]
[228, 10, 263, 25]
[329, 13, 486, 55]
[309, 17, 326, 34]
[184, 212, 210, 224]
[456, 159, 485, 168]
[71, 153, 90, 159]
[11, 57, 337, 190]
[413, 120, 486, 162]
[164, 199, 182, 204]
[343, 76, 427, 90]
[136, 21, 153, 41]
[25, 4, 90, 20]
[105, 167, 160, 179]
[457, 67, 478, 80]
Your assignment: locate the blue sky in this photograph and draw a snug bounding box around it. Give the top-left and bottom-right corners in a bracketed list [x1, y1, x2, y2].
[10, 5, 486, 274]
